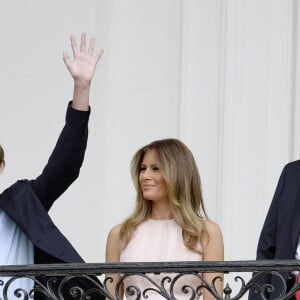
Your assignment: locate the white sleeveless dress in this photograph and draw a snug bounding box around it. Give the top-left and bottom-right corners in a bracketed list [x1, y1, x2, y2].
[120, 219, 203, 300]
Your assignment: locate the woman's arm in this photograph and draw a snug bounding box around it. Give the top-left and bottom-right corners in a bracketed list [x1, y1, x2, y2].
[202, 220, 224, 300]
[105, 224, 124, 299]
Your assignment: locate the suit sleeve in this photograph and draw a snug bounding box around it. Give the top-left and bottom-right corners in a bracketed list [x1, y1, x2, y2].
[29, 102, 90, 211]
[248, 165, 287, 300]
[256, 165, 287, 260]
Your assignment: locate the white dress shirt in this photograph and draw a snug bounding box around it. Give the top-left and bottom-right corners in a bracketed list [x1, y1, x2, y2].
[295, 235, 300, 261]
[0, 208, 33, 299]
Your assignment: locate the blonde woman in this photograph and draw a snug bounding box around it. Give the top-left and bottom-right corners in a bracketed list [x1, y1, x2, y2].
[106, 139, 224, 300]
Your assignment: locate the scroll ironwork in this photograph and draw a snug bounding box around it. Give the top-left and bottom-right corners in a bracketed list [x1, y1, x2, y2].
[1, 260, 300, 299]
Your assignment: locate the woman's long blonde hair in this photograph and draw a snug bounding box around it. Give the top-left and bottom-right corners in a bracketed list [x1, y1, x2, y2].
[0, 145, 4, 164]
[120, 138, 208, 253]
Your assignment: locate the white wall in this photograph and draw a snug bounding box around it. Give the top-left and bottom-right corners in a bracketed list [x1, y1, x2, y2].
[91, 0, 298, 264]
[0, 0, 299, 270]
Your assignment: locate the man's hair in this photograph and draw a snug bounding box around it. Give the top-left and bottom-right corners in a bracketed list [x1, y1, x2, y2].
[0, 145, 4, 163]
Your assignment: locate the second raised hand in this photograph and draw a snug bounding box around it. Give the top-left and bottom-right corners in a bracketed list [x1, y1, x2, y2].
[63, 32, 104, 88]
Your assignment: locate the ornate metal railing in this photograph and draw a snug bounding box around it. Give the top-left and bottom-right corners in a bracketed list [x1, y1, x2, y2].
[1, 260, 300, 300]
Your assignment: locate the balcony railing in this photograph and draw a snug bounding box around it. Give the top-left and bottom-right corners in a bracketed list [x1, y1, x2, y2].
[1, 260, 300, 300]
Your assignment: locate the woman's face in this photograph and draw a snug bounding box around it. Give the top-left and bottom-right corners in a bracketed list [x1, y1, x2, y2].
[139, 148, 168, 202]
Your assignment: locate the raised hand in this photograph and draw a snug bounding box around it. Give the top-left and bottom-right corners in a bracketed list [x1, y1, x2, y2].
[63, 32, 104, 111]
[63, 32, 104, 88]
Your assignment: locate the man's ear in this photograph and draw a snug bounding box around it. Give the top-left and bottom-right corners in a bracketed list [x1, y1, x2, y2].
[0, 161, 5, 175]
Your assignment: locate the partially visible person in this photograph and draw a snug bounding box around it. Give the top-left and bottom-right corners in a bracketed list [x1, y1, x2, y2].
[106, 139, 224, 300]
[0, 32, 104, 299]
[248, 161, 300, 300]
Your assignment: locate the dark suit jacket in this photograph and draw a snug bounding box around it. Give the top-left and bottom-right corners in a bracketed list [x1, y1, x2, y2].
[0, 103, 104, 299]
[249, 160, 300, 300]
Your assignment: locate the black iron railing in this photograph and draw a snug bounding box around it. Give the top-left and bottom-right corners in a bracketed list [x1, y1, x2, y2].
[1, 260, 300, 300]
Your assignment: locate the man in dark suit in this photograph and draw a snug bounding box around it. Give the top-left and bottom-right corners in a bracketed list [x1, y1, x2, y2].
[249, 161, 300, 300]
[0, 33, 104, 299]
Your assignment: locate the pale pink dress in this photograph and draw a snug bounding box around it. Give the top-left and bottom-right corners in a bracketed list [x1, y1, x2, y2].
[120, 219, 203, 300]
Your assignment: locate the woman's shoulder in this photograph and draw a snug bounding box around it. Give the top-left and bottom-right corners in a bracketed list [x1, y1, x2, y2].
[201, 219, 224, 260]
[202, 218, 222, 236]
[106, 223, 123, 262]
[107, 223, 123, 240]
[200, 218, 223, 247]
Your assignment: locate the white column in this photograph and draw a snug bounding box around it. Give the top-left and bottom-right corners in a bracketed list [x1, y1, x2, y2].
[179, 0, 223, 221]
[220, 0, 295, 260]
